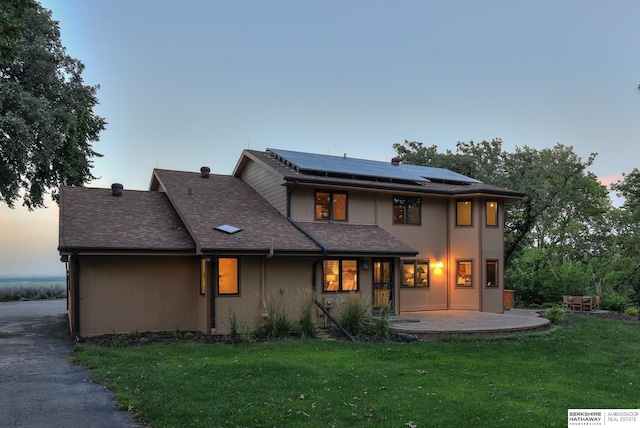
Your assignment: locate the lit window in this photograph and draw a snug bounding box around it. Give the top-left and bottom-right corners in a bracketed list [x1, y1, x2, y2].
[218, 258, 239, 295]
[486, 260, 498, 287]
[456, 260, 473, 287]
[393, 196, 421, 225]
[316, 191, 347, 221]
[402, 260, 429, 287]
[200, 258, 207, 295]
[486, 201, 498, 226]
[456, 200, 472, 226]
[323, 260, 358, 292]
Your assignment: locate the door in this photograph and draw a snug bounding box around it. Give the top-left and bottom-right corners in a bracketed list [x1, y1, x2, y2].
[372, 259, 394, 312]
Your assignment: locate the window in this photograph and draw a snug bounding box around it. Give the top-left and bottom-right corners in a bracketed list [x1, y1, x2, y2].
[315, 191, 347, 221]
[218, 258, 239, 295]
[456, 200, 472, 226]
[393, 196, 421, 225]
[486, 260, 498, 287]
[456, 260, 473, 287]
[486, 201, 498, 226]
[402, 260, 429, 287]
[323, 260, 358, 292]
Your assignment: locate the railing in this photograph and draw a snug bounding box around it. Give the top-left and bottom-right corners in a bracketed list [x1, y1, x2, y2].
[314, 299, 356, 342]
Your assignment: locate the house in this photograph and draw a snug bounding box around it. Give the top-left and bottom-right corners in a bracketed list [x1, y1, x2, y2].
[58, 148, 524, 337]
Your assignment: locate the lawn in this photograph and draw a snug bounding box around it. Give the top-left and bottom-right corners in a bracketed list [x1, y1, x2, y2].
[73, 315, 640, 427]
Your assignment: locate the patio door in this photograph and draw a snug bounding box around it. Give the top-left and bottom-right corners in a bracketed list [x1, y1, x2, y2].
[372, 259, 394, 312]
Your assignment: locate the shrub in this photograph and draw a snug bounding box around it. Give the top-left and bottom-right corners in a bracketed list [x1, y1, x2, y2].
[601, 291, 628, 312]
[543, 304, 566, 324]
[624, 306, 639, 317]
[297, 289, 318, 338]
[368, 308, 392, 340]
[336, 294, 371, 336]
[255, 293, 294, 339]
[223, 306, 253, 343]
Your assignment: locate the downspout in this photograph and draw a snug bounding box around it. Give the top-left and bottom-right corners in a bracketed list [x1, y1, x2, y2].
[261, 239, 274, 319]
[73, 253, 80, 339]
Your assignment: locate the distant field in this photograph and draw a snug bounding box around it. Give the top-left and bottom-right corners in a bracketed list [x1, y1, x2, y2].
[0, 277, 66, 289]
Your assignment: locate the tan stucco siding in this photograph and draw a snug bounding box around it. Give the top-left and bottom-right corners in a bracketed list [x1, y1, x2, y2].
[77, 256, 201, 336]
[481, 199, 505, 313]
[289, 186, 376, 224]
[239, 160, 287, 216]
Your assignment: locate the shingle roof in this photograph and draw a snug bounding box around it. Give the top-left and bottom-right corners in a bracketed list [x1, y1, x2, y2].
[153, 170, 322, 253]
[296, 222, 418, 256]
[58, 186, 195, 251]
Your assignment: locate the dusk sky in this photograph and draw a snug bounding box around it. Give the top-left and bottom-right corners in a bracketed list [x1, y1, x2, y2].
[1, 0, 639, 276]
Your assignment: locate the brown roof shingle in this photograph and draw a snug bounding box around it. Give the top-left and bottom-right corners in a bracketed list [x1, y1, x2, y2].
[153, 170, 322, 253]
[58, 186, 195, 251]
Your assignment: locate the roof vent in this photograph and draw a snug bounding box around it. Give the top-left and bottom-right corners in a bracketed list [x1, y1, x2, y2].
[200, 166, 210, 178]
[111, 183, 123, 197]
[391, 157, 400, 166]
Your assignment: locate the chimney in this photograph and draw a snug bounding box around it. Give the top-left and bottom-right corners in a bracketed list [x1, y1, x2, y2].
[391, 157, 400, 166]
[200, 166, 210, 178]
[111, 183, 123, 196]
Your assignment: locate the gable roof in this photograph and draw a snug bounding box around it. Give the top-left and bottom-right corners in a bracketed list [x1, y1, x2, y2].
[152, 169, 322, 254]
[58, 186, 195, 252]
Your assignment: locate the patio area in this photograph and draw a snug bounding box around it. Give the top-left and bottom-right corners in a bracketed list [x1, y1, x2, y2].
[389, 309, 551, 340]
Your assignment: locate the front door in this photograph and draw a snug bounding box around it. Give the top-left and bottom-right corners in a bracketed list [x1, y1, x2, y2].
[372, 259, 394, 312]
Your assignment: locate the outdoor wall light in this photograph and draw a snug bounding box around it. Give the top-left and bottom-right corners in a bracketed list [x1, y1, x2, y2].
[436, 260, 444, 269]
[361, 259, 369, 270]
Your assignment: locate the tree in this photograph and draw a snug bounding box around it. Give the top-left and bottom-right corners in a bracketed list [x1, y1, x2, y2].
[0, 0, 105, 209]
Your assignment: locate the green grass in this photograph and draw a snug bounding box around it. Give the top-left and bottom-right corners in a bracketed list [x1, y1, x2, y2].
[73, 315, 640, 427]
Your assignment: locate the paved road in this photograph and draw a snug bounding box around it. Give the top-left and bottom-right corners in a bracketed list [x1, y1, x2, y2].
[0, 300, 139, 427]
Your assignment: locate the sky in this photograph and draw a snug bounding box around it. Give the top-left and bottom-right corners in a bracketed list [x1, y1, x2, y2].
[1, 0, 639, 276]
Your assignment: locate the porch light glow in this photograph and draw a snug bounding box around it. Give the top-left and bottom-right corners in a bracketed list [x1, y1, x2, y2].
[436, 260, 444, 269]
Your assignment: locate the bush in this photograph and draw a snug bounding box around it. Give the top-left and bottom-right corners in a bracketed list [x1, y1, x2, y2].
[601, 291, 628, 312]
[297, 289, 318, 338]
[255, 293, 294, 339]
[624, 306, 639, 317]
[223, 306, 253, 343]
[0, 285, 66, 302]
[543, 304, 566, 324]
[368, 308, 392, 340]
[336, 294, 371, 336]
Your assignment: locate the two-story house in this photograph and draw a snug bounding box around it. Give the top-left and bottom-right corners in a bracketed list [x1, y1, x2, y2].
[58, 148, 524, 337]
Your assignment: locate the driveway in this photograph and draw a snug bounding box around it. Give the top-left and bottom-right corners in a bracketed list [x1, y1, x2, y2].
[0, 300, 139, 427]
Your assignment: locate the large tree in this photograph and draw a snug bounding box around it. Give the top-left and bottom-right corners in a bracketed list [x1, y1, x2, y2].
[0, 0, 105, 209]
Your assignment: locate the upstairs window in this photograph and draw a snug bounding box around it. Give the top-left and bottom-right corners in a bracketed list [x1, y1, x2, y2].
[486, 201, 498, 226]
[456, 200, 472, 226]
[315, 191, 347, 221]
[393, 196, 421, 225]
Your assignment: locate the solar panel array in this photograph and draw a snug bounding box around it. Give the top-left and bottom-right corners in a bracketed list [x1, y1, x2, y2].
[267, 148, 481, 184]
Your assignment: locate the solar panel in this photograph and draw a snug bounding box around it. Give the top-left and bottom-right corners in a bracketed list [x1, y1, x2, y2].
[267, 148, 481, 184]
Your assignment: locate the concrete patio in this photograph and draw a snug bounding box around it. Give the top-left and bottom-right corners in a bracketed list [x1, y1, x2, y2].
[390, 308, 551, 340]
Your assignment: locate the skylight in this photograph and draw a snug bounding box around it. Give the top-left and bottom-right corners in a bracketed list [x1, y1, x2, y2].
[214, 224, 242, 234]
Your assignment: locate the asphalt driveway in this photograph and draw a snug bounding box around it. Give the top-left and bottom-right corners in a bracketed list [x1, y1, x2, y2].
[0, 300, 139, 427]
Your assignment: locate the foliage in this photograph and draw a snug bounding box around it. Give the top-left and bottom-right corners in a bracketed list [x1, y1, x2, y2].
[222, 306, 253, 343]
[0, 0, 106, 209]
[543, 305, 566, 324]
[255, 293, 295, 339]
[624, 306, 639, 317]
[336, 293, 371, 336]
[368, 308, 392, 340]
[297, 289, 318, 338]
[73, 315, 640, 427]
[0, 285, 66, 302]
[601, 290, 631, 312]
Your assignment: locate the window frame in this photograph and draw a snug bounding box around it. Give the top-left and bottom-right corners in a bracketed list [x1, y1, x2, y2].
[393, 195, 422, 225]
[315, 190, 348, 221]
[456, 200, 473, 226]
[486, 200, 498, 227]
[456, 259, 474, 288]
[323, 259, 359, 292]
[485, 259, 499, 288]
[217, 257, 240, 296]
[401, 260, 430, 288]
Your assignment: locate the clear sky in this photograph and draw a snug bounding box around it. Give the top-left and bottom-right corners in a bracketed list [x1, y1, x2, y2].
[1, 0, 639, 276]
